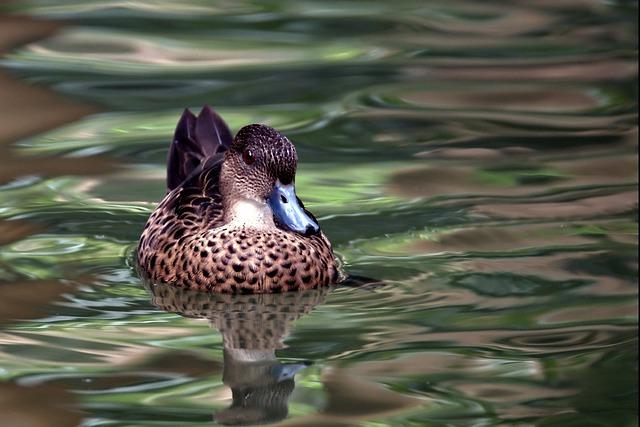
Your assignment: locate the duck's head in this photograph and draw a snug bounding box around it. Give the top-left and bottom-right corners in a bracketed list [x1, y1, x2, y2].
[219, 124, 320, 236]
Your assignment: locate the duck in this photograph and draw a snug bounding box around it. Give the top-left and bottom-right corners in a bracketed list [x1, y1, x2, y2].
[137, 105, 338, 293]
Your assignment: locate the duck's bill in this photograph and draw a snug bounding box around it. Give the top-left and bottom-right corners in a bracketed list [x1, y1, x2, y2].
[271, 362, 309, 382]
[268, 180, 320, 236]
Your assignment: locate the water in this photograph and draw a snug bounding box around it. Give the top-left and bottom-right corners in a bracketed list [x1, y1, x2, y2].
[0, 1, 637, 426]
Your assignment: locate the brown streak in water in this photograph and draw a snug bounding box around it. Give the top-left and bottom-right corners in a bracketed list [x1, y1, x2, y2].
[0, 13, 113, 184]
[416, 130, 636, 161]
[387, 155, 637, 199]
[357, 325, 634, 355]
[353, 109, 634, 131]
[410, 225, 593, 254]
[540, 303, 638, 324]
[448, 381, 578, 419]
[35, 352, 221, 392]
[424, 5, 553, 37]
[428, 59, 638, 82]
[0, 217, 41, 246]
[280, 368, 422, 427]
[0, 15, 95, 143]
[402, 87, 601, 113]
[474, 191, 638, 220]
[0, 277, 89, 324]
[0, 383, 81, 427]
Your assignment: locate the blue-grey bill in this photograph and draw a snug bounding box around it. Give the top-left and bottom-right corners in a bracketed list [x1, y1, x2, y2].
[268, 181, 320, 236]
[270, 363, 309, 382]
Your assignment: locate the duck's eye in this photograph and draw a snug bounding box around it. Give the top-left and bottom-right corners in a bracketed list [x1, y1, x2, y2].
[242, 149, 255, 165]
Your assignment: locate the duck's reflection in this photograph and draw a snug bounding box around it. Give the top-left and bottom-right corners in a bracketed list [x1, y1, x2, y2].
[216, 349, 307, 425]
[145, 283, 331, 425]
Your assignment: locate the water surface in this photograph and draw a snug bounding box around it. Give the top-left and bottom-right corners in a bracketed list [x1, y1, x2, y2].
[0, 1, 637, 426]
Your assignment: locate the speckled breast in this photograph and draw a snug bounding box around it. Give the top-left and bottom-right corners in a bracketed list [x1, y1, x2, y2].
[138, 224, 337, 293]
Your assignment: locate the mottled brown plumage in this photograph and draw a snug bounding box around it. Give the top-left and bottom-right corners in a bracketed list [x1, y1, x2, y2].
[138, 106, 338, 293]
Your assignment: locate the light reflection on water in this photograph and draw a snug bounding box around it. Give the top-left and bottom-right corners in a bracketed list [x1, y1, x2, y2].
[0, 0, 637, 426]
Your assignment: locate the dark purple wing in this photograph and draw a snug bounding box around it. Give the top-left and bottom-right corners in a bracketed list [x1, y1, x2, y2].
[166, 105, 233, 192]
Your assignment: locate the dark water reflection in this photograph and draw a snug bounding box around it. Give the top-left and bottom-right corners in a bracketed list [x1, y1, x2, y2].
[0, 0, 637, 426]
[147, 283, 330, 425]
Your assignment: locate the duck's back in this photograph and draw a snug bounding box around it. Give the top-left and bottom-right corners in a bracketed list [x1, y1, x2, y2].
[138, 106, 232, 286]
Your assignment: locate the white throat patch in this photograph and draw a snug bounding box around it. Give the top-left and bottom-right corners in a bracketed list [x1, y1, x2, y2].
[226, 198, 275, 228]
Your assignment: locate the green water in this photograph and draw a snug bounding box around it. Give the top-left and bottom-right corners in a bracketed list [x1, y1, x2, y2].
[0, 1, 637, 426]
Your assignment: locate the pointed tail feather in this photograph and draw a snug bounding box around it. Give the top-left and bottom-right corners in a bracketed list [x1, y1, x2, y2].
[166, 105, 232, 191]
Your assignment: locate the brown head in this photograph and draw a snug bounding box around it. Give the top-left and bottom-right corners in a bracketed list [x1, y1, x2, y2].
[219, 124, 320, 236]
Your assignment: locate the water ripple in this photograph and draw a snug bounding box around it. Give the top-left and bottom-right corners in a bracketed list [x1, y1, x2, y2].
[0, 1, 636, 426]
